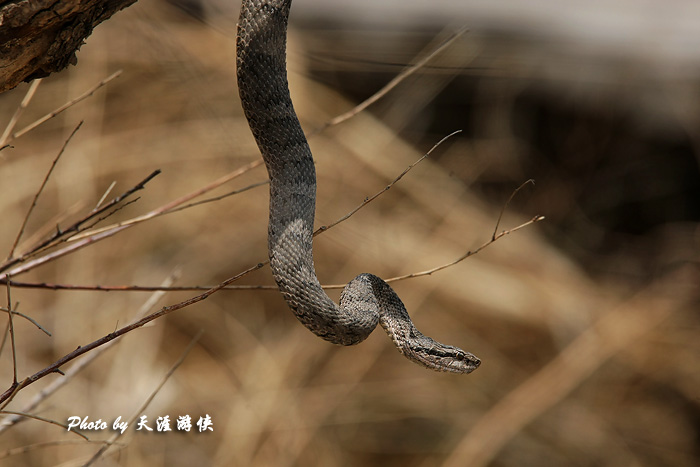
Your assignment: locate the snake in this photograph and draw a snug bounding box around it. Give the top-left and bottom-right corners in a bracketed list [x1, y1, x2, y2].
[236, 0, 480, 373]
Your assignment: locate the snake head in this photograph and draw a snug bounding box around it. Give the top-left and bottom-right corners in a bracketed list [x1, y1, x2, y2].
[404, 335, 481, 374]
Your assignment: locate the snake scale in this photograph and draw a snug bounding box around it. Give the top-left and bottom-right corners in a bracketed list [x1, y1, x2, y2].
[236, 0, 480, 373]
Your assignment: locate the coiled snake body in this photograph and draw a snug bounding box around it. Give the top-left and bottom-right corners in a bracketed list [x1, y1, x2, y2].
[236, 0, 480, 373]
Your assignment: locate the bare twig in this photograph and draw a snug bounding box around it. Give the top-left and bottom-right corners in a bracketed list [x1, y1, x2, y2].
[311, 27, 468, 135]
[0, 225, 131, 280]
[315, 130, 461, 235]
[0, 440, 119, 460]
[0, 320, 9, 358]
[379, 215, 545, 285]
[83, 330, 203, 466]
[0, 147, 542, 293]
[492, 179, 535, 241]
[68, 159, 264, 242]
[0, 79, 42, 149]
[6, 122, 83, 260]
[167, 179, 269, 215]
[0, 170, 161, 275]
[0, 263, 262, 405]
[16, 201, 87, 255]
[0, 133, 462, 292]
[0, 307, 51, 337]
[1, 216, 543, 293]
[7, 71, 122, 144]
[0, 281, 276, 292]
[80, 198, 141, 232]
[0, 379, 28, 412]
[0, 161, 262, 284]
[0, 272, 179, 434]
[94, 181, 117, 211]
[0, 411, 89, 441]
[5, 281, 17, 385]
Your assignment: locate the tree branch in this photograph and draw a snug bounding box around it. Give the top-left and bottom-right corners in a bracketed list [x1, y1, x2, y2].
[0, 0, 137, 93]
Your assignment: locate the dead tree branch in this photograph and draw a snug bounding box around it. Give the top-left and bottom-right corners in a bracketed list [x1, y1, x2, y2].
[0, 0, 137, 93]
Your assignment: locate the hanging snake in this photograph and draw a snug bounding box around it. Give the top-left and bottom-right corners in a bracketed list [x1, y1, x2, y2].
[236, 0, 480, 373]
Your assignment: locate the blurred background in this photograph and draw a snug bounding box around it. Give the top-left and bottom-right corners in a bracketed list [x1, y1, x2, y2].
[0, 0, 698, 465]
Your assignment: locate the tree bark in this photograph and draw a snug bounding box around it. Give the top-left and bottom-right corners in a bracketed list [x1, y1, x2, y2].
[0, 0, 138, 94]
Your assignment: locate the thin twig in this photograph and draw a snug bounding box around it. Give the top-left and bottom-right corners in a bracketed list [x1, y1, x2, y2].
[0, 272, 179, 434]
[1, 217, 544, 293]
[0, 307, 51, 336]
[0, 148, 542, 293]
[69, 159, 264, 242]
[314, 130, 461, 235]
[83, 330, 203, 466]
[378, 215, 545, 286]
[0, 411, 89, 441]
[7, 122, 83, 260]
[310, 27, 468, 135]
[16, 201, 86, 255]
[0, 162, 263, 282]
[0, 379, 28, 412]
[0, 320, 9, 358]
[0, 263, 262, 405]
[80, 198, 141, 232]
[5, 280, 17, 385]
[492, 179, 535, 241]
[0, 79, 42, 149]
[0, 170, 161, 274]
[9, 71, 122, 143]
[94, 181, 117, 210]
[0, 440, 119, 460]
[0, 281, 278, 291]
[0, 133, 458, 292]
[167, 180, 269, 215]
[0, 225, 131, 280]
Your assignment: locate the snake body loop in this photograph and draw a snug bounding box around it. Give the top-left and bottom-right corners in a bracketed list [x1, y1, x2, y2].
[236, 0, 480, 373]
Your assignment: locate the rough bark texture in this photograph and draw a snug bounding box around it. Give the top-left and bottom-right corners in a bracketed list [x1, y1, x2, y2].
[0, 0, 137, 93]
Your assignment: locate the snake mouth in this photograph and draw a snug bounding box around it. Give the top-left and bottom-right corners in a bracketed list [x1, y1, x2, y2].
[405, 340, 481, 374]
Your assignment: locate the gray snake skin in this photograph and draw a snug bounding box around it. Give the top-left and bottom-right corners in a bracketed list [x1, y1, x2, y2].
[236, 0, 480, 373]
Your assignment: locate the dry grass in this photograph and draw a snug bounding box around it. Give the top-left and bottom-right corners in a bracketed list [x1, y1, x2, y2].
[0, 2, 697, 466]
